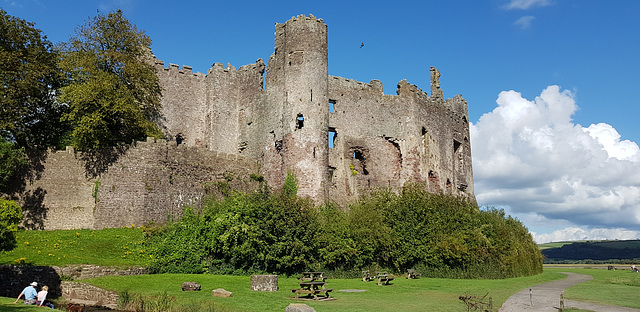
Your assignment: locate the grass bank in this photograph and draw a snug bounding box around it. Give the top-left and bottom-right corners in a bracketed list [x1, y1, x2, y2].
[0, 228, 150, 267]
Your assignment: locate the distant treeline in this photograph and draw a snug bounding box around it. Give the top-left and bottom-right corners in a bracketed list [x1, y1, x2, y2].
[143, 175, 543, 279]
[542, 240, 640, 262]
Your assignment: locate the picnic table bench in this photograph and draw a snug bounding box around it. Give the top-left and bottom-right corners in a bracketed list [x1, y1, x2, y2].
[376, 272, 394, 286]
[407, 268, 421, 279]
[362, 270, 375, 282]
[291, 272, 333, 300]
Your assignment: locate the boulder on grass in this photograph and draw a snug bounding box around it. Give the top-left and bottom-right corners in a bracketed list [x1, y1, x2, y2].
[286, 303, 316, 312]
[211, 288, 233, 297]
[181, 282, 201, 291]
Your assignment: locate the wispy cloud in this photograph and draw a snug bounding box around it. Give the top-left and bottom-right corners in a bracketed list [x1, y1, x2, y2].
[503, 0, 553, 10]
[533, 227, 640, 244]
[471, 86, 640, 242]
[514, 16, 536, 29]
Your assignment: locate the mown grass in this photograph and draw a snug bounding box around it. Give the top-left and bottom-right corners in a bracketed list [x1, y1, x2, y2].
[547, 267, 640, 310]
[0, 296, 50, 311]
[0, 228, 151, 267]
[78, 271, 564, 312]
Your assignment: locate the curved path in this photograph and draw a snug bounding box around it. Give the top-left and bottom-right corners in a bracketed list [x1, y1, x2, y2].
[499, 272, 640, 312]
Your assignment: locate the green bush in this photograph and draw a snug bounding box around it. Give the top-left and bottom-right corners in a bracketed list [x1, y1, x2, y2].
[146, 180, 542, 278]
[0, 198, 23, 251]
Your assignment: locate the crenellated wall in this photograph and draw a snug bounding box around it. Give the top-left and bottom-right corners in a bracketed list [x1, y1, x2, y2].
[19, 15, 474, 230]
[22, 138, 260, 230]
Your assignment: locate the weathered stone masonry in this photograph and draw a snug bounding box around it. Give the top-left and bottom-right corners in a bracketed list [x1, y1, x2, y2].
[155, 14, 474, 205]
[22, 14, 474, 230]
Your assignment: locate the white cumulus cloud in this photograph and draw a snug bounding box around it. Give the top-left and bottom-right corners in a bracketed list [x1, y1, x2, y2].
[471, 86, 640, 242]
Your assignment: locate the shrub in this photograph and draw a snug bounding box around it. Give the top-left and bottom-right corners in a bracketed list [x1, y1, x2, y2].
[0, 198, 23, 251]
[146, 180, 543, 278]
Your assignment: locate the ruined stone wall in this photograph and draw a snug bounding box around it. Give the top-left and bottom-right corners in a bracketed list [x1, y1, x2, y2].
[327, 68, 474, 204]
[155, 62, 208, 148]
[94, 138, 260, 229]
[20, 147, 95, 230]
[155, 58, 266, 158]
[21, 138, 259, 230]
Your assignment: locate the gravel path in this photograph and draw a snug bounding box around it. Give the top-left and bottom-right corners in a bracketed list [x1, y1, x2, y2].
[498, 272, 640, 312]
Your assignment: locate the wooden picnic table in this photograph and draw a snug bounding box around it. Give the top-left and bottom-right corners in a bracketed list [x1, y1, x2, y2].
[376, 272, 395, 286]
[291, 272, 333, 300]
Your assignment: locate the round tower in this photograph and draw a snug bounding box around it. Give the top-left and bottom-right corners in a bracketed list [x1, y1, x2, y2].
[273, 14, 329, 201]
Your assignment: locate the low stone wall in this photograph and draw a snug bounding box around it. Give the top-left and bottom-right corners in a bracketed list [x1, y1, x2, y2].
[0, 265, 61, 298]
[0, 264, 145, 299]
[54, 264, 146, 280]
[61, 281, 118, 309]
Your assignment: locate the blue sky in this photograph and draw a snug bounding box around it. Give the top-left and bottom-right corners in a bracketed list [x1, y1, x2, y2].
[4, 0, 640, 243]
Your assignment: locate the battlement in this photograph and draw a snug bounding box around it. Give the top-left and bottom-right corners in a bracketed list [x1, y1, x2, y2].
[285, 14, 324, 24]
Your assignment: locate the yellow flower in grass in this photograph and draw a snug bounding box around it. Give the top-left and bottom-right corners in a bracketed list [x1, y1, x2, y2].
[14, 258, 27, 264]
[24, 241, 29, 245]
[76, 232, 80, 237]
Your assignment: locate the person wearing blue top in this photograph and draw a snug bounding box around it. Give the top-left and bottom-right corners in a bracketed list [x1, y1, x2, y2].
[13, 282, 38, 305]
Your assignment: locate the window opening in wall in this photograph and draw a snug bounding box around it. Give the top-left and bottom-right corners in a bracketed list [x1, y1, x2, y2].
[352, 149, 369, 175]
[328, 166, 336, 181]
[329, 99, 336, 113]
[328, 128, 336, 148]
[453, 140, 461, 153]
[175, 133, 184, 146]
[310, 89, 313, 102]
[296, 114, 304, 129]
[421, 126, 427, 136]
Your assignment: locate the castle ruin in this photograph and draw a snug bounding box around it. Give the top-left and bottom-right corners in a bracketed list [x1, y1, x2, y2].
[21, 15, 474, 230]
[156, 14, 474, 204]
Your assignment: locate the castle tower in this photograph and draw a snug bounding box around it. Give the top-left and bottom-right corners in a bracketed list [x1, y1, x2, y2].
[265, 15, 329, 201]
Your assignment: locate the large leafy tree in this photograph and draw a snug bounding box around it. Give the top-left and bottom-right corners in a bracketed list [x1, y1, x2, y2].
[59, 10, 162, 151]
[0, 10, 65, 193]
[0, 11, 66, 148]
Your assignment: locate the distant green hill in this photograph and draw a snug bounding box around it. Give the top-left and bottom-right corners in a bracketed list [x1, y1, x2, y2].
[541, 239, 640, 262]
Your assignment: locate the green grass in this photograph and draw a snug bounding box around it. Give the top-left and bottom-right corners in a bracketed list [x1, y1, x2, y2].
[0, 228, 150, 267]
[547, 268, 640, 309]
[0, 296, 51, 311]
[538, 241, 579, 250]
[76, 271, 564, 312]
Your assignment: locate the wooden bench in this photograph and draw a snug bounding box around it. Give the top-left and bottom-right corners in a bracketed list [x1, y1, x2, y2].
[376, 272, 394, 286]
[407, 268, 421, 279]
[362, 270, 375, 282]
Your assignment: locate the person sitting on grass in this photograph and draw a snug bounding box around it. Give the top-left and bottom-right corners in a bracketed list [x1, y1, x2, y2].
[36, 285, 54, 309]
[13, 281, 38, 305]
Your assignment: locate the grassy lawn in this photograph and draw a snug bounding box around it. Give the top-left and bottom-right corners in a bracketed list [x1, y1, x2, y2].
[546, 267, 640, 310]
[0, 228, 150, 267]
[0, 296, 51, 311]
[72, 271, 563, 312]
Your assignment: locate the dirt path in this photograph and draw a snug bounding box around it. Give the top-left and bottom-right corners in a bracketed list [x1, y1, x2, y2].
[498, 272, 640, 312]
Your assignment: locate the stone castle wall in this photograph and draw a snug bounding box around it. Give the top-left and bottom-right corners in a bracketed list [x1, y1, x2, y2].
[22, 138, 260, 230]
[19, 14, 474, 230]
